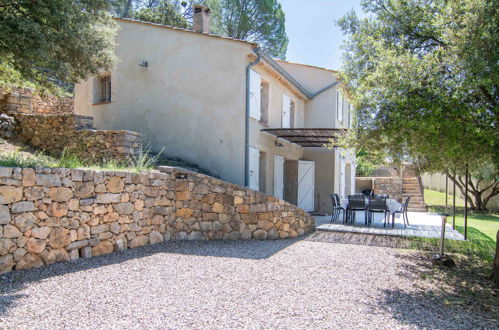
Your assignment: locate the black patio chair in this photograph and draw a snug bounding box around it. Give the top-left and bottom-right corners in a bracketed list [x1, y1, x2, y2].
[330, 193, 345, 223]
[362, 189, 373, 197]
[347, 194, 367, 225]
[392, 196, 411, 227]
[367, 196, 388, 227]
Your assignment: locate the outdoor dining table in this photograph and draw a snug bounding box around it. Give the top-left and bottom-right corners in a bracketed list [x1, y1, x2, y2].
[341, 197, 402, 218]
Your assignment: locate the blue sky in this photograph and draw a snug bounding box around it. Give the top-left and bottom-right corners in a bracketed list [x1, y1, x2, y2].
[280, 0, 363, 70]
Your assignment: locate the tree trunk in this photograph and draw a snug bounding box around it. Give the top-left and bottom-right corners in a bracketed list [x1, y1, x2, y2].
[447, 174, 498, 211]
[494, 230, 499, 285]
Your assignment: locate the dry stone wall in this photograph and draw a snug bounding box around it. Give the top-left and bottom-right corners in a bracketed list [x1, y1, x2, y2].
[0, 87, 73, 115]
[0, 166, 314, 274]
[15, 114, 142, 162]
[373, 178, 402, 202]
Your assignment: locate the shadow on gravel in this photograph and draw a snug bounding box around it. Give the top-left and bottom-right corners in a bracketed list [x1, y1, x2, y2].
[0, 238, 303, 316]
[375, 253, 499, 328]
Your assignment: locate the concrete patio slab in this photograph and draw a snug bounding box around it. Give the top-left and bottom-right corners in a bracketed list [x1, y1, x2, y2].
[315, 212, 464, 240]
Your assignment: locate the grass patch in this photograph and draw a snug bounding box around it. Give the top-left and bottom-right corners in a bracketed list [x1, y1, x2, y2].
[0, 145, 162, 173]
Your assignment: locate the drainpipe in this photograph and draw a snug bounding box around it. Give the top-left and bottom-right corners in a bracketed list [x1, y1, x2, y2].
[244, 47, 261, 187]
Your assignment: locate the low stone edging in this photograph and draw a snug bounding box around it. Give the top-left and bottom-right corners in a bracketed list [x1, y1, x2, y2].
[0, 166, 314, 273]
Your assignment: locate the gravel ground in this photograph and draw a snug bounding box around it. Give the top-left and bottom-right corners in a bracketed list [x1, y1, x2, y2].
[0, 234, 496, 329]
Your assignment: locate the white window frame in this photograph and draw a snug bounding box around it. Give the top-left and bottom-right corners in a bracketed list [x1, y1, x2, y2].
[249, 70, 261, 120]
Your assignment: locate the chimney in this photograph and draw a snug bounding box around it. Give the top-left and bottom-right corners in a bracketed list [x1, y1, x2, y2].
[193, 5, 211, 34]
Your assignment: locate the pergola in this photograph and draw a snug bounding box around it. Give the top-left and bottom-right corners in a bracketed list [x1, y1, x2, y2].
[261, 128, 346, 148]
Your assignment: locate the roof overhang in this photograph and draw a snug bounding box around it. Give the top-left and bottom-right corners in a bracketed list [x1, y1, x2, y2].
[261, 128, 347, 148]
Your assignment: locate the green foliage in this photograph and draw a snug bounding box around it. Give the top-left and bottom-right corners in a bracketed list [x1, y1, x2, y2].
[112, 0, 288, 59]
[0, 150, 57, 168]
[206, 0, 288, 59]
[355, 150, 384, 176]
[0, 0, 117, 93]
[338, 0, 499, 209]
[127, 146, 164, 172]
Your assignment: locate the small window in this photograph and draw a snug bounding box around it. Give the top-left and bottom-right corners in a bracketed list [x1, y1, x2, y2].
[94, 75, 111, 104]
[337, 90, 343, 122]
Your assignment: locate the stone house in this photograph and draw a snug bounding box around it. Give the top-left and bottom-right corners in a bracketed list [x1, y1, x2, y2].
[74, 7, 356, 213]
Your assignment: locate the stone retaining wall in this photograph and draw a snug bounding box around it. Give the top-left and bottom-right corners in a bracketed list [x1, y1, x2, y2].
[0, 166, 314, 273]
[15, 114, 142, 162]
[0, 87, 73, 115]
[373, 177, 402, 202]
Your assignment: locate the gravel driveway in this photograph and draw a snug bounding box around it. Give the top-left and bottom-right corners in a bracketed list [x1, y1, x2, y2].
[0, 234, 495, 329]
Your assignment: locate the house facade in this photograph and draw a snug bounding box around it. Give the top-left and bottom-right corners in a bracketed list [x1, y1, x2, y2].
[74, 12, 356, 213]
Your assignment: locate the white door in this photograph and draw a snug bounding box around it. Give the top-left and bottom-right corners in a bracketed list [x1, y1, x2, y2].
[273, 155, 284, 199]
[298, 160, 315, 212]
[282, 94, 290, 128]
[249, 147, 260, 191]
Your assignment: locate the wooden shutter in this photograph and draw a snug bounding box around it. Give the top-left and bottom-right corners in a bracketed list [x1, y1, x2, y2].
[249, 70, 261, 120]
[337, 90, 343, 122]
[282, 94, 291, 128]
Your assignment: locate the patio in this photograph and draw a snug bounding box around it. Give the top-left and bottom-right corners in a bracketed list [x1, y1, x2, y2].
[315, 212, 465, 240]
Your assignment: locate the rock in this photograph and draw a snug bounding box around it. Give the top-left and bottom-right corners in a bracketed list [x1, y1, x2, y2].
[0, 238, 14, 255]
[267, 228, 279, 240]
[175, 208, 193, 218]
[109, 222, 120, 235]
[114, 202, 134, 215]
[4, 225, 22, 238]
[13, 212, 36, 231]
[48, 227, 71, 249]
[0, 254, 15, 274]
[241, 230, 252, 240]
[278, 231, 289, 239]
[43, 248, 70, 265]
[0, 205, 10, 224]
[68, 199, 79, 211]
[234, 196, 244, 205]
[175, 232, 188, 240]
[253, 229, 268, 240]
[106, 177, 124, 193]
[32, 226, 51, 239]
[11, 201, 37, 213]
[66, 239, 89, 250]
[258, 220, 274, 231]
[92, 240, 114, 256]
[128, 235, 148, 248]
[188, 231, 204, 240]
[96, 193, 121, 204]
[212, 202, 224, 213]
[0, 186, 23, 204]
[69, 249, 79, 261]
[35, 174, 61, 187]
[0, 167, 12, 177]
[81, 246, 92, 258]
[16, 253, 44, 270]
[226, 231, 240, 240]
[24, 187, 44, 200]
[175, 191, 191, 201]
[74, 182, 94, 198]
[115, 239, 126, 251]
[149, 230, 164, 244]
[163, 232, 171, 241]
[26, 238, 46, 254]
[48, 187, 73, 202]
[22, 168, 35, 186]
[13, 248, 27, 261]
[49, 203, 68, 218]
[91, 224, 109, 235]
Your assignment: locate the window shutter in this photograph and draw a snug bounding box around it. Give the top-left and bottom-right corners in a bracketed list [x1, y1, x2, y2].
[337, 90, 344, 122]
[249, 70, 261, 120]
[282, 94, 291, 128]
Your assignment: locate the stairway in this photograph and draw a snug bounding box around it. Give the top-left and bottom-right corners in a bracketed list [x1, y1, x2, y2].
[402, 177, 428, 212]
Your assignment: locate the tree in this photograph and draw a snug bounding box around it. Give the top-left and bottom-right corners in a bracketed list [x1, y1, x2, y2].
[0, 0, 117, 93]
[112, 0, 288, 59]
[206, 0, 288, 59]
[337, 0, 498, 211]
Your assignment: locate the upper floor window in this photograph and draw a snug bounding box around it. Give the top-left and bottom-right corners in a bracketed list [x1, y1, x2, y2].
[337, 89, 344, 122]
[94, 74, 111, 104]
[282, 94, 295, 128]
